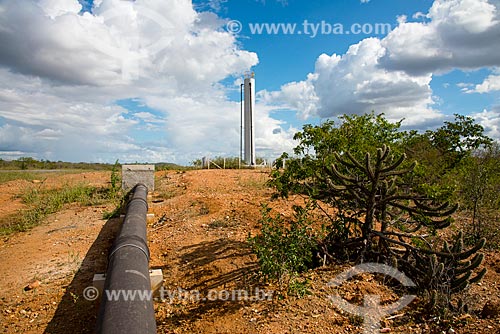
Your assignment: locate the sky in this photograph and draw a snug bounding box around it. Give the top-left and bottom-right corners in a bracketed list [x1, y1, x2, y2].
[0, 0, 499, 164]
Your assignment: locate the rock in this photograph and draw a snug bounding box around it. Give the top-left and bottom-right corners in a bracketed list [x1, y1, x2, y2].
[481, 300, 500, 319]
[24, 280, 41, 291]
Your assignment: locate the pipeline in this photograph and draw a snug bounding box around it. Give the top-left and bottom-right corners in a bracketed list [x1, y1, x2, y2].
[96, 183, 156, 334]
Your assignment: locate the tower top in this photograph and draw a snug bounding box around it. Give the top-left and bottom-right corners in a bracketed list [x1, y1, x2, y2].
[244, 71, 255, 79]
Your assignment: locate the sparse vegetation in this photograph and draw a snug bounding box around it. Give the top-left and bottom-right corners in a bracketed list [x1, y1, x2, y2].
[110, 159, 121, 195]
[253, 112, 497, 317]
[0, 171, 39, 184]
[192, 156, 267, 169]
[315, 145, 485, 306]
[456, 143, 500, 249]
[0, 165, 127, 235]
[0, 170, 86, 184]
[248, 204, 317, 295]
[237, 175, 267, 190]
[1, 166, 499, 333]
[0, 183, 116, 236]
[0, 157, 116, 171]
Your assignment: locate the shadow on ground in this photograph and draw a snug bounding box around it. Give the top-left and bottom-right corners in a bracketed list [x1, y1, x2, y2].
[180, 239, 258, 291]
[156, 238, 262, 330]
[44, 216, 122, 334]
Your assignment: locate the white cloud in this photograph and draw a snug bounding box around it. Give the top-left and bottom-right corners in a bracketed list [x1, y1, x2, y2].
[196, 0, 289, 12]
[314, 38, 440, 125]
[412, 12, 427, 20]
[0, 68, 140, 161]
[2, 0, 498, 163]
[39, 0, 82, 18]
[143, 92, 297, 163]
[429, 0, 497, 34]
[381, 0, 500, 74]
[472, 107, 500, 139]
[471, 72, 500, 93]
[0, 0, 258, 87]
[397, 15, 407, 24]
[262, 37, 440, 126]
[0, 0, 295, 164]
[258, 73, 319, 120]
[262, 0, 500, 129]
[133, 112, 165, 125]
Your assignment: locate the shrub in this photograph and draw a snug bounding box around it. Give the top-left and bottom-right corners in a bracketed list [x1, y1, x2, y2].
[1, 184, 112, 235]
[110, 159, 121, 194]
[248, 204, 317, 291]
[457, 144, 500, 249]
[260, 113, 491, 310]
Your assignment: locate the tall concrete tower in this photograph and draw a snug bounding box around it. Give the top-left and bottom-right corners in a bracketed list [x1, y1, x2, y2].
[244, 72, 256, 166]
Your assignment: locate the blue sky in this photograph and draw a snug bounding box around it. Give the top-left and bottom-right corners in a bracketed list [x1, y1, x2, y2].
[210, 0, 499, 128]
[208, 0, 435, 129]
[0, 0, 499, 164]
[214, 0, 431, 87]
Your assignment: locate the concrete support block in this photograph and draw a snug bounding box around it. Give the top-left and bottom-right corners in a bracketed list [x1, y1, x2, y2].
[92, 273, 106, 294]
[149, 269, 163, 293]
[92, 269, 164, 295]
[122, 165, 155, 192]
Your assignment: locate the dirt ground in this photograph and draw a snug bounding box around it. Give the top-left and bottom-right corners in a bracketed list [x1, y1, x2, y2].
[0, 169, 499, 333]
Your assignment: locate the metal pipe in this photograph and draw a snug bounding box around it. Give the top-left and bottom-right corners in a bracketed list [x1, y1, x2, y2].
[96, 183, 156, 334]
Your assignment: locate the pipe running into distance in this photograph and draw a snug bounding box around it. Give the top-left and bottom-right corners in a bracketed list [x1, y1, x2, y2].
[96, 183, 156, 334]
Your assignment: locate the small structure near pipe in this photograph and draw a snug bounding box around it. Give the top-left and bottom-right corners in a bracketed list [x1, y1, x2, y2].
[95, 183, 156, 334]
[121, 164, 155, 192]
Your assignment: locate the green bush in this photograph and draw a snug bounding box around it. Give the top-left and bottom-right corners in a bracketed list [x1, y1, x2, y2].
[249, 204, 317, 286]
[110, 159, 121, 194]
[457, 143, 500, 249]
[260, 112, 493, 310]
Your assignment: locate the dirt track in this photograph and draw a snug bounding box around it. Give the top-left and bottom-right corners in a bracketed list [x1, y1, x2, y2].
[0, 169, 499, 333]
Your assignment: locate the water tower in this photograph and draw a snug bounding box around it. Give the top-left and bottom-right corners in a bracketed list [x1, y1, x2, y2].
[243, 72, 256, 166]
